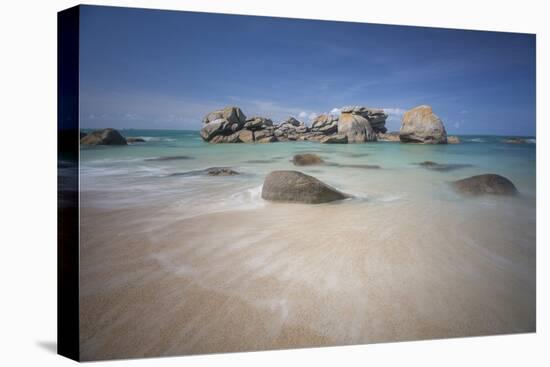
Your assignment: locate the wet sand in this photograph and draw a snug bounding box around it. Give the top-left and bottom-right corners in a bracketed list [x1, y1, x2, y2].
[79, 196, 535, 361]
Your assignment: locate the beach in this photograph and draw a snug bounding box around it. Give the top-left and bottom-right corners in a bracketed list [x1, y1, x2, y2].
[78, 131, 536, 360]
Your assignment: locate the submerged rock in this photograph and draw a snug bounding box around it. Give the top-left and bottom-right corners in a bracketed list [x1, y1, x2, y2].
[145, 155, 194, 161]
[452, 174, 518, 196]
[503, 137, 527, 144]
[292, 153, 325, 166]
[399, 105, 447, 144]
[126, 137, 146, 143]
[206, 167, 239, 176]
[416, 161, 472, 172]
[261, 170, 348, 204]
[80, 128, 127, 145]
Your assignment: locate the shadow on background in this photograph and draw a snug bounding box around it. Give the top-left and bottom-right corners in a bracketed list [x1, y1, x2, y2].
[36, 341, 57, 354]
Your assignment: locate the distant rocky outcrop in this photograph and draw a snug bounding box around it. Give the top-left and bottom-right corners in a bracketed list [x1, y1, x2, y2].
[503, 137, 527, 144]
[197, 105, 402, 145]
[261, 170, 348, 204]
[80, 128, 127, 145]
[399, 105, 447, 144]
[452, 174, 518, 196]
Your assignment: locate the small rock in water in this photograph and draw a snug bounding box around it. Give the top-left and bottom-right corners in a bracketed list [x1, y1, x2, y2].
[126, 137, 146, 143]
[145, 155, 194, 161]
[206, 167, 239, 176]
[417, 161, 472, 172]
[452, 174, 518, 196]
[503, 137, 527, 144]
[292, 153, 325, 166]
[261, 170, 348, 204]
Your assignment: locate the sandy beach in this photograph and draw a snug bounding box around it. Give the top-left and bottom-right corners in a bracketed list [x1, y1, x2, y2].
[79, 189, 535, 360]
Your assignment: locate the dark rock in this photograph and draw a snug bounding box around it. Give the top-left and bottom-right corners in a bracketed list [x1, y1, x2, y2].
[145, 155, 194, 161]
[417, 161, 473, 172]
[452, 174, 518, 196]
[80, 128, 127, 145]
[261, 170, 348, 204]
[126, 137, 146, 143]
[206, 167, 239, 176]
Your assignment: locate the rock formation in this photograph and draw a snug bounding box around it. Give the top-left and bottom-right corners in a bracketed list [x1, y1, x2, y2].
[261, 170, 348, 204]
[198, 105, 395, 144]
[399, 105, 447, 144]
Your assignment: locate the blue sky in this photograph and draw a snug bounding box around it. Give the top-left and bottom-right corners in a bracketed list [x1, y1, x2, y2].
[79, 5, 536, 135]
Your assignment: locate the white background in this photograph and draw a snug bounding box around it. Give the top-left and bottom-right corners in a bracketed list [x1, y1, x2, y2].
[0, 0, 548, 365]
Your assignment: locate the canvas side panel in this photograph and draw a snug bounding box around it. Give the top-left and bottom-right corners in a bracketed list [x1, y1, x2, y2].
[57, 5, 80, 362]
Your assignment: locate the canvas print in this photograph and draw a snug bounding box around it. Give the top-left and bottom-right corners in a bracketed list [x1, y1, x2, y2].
[58, 4, 536, 361]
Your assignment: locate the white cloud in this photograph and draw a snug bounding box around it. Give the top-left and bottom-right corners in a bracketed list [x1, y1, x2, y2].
[383, 108, 406, 117]
[330, 107, 341, 115]
[308, 112, 319, 121]
[298, 111, 308, 119]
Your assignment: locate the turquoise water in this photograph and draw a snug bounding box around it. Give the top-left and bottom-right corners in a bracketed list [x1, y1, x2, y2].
[80, 129, 536, 209]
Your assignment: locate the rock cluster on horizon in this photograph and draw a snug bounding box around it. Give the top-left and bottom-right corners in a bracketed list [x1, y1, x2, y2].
[199, 105, 390, 144]
[80, 128, 128, 145]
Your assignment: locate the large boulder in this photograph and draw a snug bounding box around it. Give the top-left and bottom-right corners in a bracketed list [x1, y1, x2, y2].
[261, 170, 348, 204]
[292, 153, 324, 166]
[399, 105, 447, 144]
[200, 107, 247, 142]
[452, 174, 518, 196]
[80, 128, 127, 145]
[338, 111, 377, 143]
